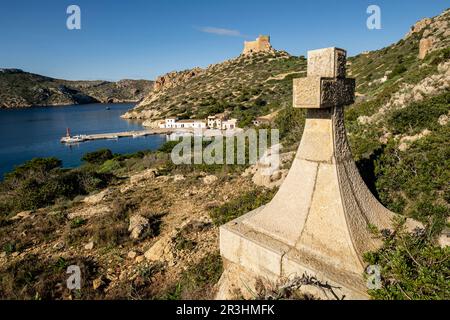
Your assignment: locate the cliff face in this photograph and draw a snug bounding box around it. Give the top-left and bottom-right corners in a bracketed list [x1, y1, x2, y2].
[0, 69, 153, 108]
[153, 68, 204, 92]
[404, 9, 450, 59]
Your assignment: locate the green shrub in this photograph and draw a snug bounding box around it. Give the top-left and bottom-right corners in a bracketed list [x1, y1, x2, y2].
[81, 149, 113, 165]
[71, 217, 87, 229]
[0, 255, 100, 299]
[98, 159, 121, 173]
[374, 127, 450, 224]
[389, 64, 407, 79]
[158, 140, 181, 153]
[428, 47, 450, 65]
[0, 158, 112, 215]
[387, 92, 450, 135]
[210, 188, 277, 226]
[4, 157, 61, 182]
[364, 219, 449, 300]
[274, 106, 305, 145]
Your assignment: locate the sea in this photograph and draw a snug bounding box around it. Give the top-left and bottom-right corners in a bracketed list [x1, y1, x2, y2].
[0, 103, 167, 179]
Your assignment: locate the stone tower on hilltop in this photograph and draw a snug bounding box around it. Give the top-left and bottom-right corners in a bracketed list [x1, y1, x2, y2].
[243, 35, 273, 55]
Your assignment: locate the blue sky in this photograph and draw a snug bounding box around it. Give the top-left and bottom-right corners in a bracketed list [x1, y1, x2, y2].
[0, 0, 448, 81]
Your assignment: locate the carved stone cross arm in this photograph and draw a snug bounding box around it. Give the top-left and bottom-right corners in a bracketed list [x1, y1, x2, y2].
[293, 47, 355, 109]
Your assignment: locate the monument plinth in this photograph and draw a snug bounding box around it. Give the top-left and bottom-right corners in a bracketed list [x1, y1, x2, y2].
[217, 47, 418, 300]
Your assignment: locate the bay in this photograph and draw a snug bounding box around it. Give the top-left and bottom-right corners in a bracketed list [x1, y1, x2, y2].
[0, 103, 166, 179]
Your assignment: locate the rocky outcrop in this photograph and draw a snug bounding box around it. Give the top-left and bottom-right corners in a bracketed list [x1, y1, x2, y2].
[128, 215, 149, 239]
[153, 68, 204, 92]
[404, 9, 450, 58]
[419, 37, 435, 59]
[405, 18, 433, 38]
[358, 60, 450, 125]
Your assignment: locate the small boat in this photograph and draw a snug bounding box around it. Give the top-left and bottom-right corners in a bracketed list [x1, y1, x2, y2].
[60, 128, 86, 144]
[105, 106, 111, 110]
[61, 135, 85, 144]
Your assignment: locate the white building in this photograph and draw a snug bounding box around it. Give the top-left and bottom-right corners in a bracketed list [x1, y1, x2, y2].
[175, 119, 207, 129]
[222, 118, 237, 130]
[161, 118, 177, 128]
[159, 115, 237, 130]
[207, 115, 222, 129]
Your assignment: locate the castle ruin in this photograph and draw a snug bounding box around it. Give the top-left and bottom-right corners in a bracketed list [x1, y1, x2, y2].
[242, 35, 273, 55]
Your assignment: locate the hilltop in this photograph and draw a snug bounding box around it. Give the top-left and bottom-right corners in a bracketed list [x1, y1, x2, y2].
[0, 69, 153, 108]
[122, 49, 307, 127]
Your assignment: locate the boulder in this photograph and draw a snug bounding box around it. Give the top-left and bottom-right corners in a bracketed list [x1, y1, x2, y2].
[438, 114, 449, 126]
[173, 174, 185, 182]
[84, 241, 94, 250]
[10, 210, 32, 221]
[127, 251, 138, 259]
[419, 37, 435, 59]
[202, 175, 218, 185]
[68, 204, 111, 220]
[82, 189, 110, 205]
[128, 215, 149, 239]
[135, 255, 145, 263]
[144, 236, 173, 262]
[130, 169, 158, 184]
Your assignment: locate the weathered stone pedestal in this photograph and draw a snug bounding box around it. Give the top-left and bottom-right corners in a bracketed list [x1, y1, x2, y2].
[217, 48, 417, 300]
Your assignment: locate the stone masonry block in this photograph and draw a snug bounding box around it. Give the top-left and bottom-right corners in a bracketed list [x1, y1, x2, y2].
[307, 47, 347, 78]
[293, 77, 355, 108]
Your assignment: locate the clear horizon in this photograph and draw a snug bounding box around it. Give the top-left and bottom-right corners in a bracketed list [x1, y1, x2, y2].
[0, 0, 448, 81]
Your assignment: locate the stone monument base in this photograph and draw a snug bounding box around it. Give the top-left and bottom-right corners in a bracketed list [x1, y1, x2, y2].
[216, 206, 369, 300]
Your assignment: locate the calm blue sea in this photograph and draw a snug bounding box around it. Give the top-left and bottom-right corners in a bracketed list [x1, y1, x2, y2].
[0, 103, 166, 179]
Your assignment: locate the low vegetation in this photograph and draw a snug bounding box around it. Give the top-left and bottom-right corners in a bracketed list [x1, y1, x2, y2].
[131, 50, 307, 127]
[364, 218, 449, 300]
[0, 158, 112, 215]
[210, 188, 277, 226]
[162, 252, 223, 300]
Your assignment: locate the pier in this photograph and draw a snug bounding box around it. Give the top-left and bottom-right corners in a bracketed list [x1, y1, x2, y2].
[60, 128, 192, 144]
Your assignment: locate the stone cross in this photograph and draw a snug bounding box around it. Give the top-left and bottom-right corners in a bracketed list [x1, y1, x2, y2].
[217, 47, 419, 300]
[293, 47, 355, 109]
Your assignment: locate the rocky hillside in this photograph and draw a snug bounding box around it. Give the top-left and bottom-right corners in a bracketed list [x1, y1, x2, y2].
[345, 8, 449, 159]
[124, 9, 448, 131]
[0, 69, 153, 108]
[123, 50, 307, 127]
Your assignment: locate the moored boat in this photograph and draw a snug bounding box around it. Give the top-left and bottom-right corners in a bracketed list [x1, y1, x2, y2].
[60, 128, 87, 144]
